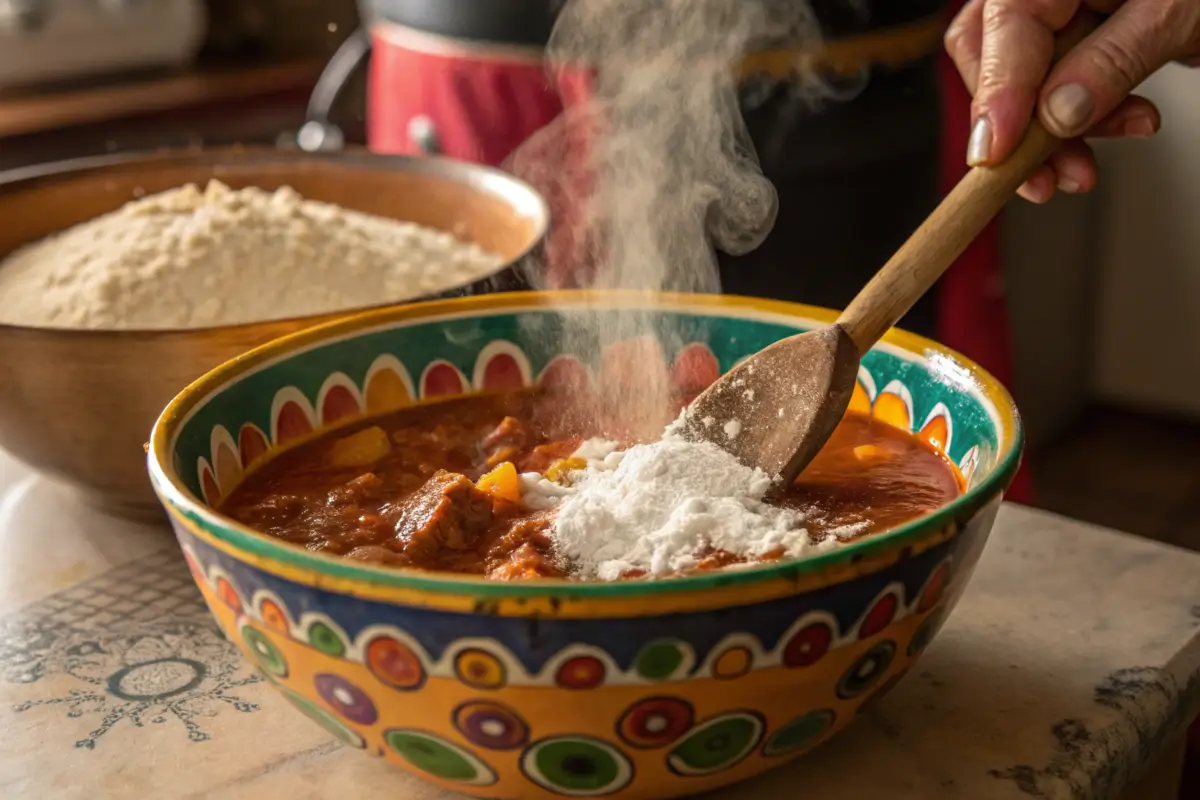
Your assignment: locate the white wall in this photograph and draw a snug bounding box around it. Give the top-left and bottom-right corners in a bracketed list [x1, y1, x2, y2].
[1091, 65, 1200, 418]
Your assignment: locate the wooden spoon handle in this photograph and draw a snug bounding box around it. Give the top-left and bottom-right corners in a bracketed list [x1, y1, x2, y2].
[835, 13, 1100, 355]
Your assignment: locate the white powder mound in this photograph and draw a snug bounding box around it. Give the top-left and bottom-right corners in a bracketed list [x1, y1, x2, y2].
[537, 434, 837, 580]
[0, 180, 503, 330]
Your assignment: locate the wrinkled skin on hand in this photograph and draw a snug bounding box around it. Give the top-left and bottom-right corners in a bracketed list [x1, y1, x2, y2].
[944, 0, 1200, 202]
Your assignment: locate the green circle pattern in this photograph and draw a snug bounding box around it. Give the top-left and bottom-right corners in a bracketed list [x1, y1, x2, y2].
[241, 624, 288, 678]
[521, 736, 634, 797]
[667, 712, 764, 776]
[763, 709, 835, 757]
[385, 729, 496, 787]
[280, 688, 364, 749]
[307, 621, 347, 657]
[635, 640, 686, 680]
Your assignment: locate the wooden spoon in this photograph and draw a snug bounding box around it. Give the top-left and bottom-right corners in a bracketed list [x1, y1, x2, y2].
[679, 15, 1099, 485]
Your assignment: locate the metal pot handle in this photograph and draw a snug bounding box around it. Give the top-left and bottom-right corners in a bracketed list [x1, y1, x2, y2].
[297, 27, 373, 152]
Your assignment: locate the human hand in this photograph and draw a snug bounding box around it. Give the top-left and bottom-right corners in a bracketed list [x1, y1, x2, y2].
[945, 0, 1200, 203]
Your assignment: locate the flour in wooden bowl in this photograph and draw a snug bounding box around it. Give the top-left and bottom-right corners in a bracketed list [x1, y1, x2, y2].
[0, 180, 503, 330]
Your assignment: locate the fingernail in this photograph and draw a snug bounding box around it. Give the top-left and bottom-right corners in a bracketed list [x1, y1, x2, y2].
[1018, 181, 1050, 204]
[1044, 83, 1095, 135]
[1124, 116, 1157, 138]
[1057, 177, 1082, 193]
[968, 116, 993, 166]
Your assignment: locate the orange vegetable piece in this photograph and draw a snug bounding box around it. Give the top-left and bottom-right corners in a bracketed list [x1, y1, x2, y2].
[477, 461, 521, 503]
[329, 426, 391, 468]
[544, 457, 587, 484]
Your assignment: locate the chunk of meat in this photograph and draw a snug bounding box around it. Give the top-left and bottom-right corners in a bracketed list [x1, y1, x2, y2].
[484, 445, 520, 469]
[487, 542, 560, 579]
[235, 493, 307, 528]
[388, 470, 495, 560]
[327, 473, 384, 506]
[483, 416, 529, 452]
[517, 439, 580, 474]
[483, 511, 563, 578]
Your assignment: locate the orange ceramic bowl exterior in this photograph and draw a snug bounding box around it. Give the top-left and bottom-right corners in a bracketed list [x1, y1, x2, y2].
[149, 291, 1021, 798]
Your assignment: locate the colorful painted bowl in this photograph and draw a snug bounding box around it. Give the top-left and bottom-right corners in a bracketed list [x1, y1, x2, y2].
[147, 291, 1022, 799]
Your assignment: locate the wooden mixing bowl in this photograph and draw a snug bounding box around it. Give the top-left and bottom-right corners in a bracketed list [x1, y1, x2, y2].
[0, 148, 549, 519]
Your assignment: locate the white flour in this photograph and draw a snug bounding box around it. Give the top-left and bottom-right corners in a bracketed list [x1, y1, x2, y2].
[526, 434, 837, 580]
[0, 180, 502, 329]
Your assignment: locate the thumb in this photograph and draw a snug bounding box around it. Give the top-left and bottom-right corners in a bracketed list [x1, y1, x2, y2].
[1039, 0, 1200, 137]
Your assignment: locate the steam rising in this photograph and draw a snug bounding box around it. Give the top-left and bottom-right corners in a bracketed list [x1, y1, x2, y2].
[505, 0, 828, 434]
[510, 0, 826, 293]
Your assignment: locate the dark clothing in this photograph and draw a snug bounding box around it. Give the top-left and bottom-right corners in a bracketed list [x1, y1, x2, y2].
[721, 56, 942, 338]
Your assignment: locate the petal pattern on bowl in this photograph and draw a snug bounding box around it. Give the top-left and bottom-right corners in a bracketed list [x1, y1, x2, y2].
[318, 373, 364, 426]
[958, 445, 981, 486]
[856, 365, 878, 400]
[919, 402, 953, 455]
[599, 335, 671, 402]
[537, 354, 594, 394]
[420, 361, 468, 399]
[917, 560, 952, 614]
[473, 341, 532, 392]
[215, 575, 243, 612]
[849, 365, 877, 415]
[254, 589, 295, 634]
[364, 355, 415, 414]
[848, 382, 872, 415]
[670, 343, 720, 396]
[198, 460, 220, 506]
[856, 587, 901, 639]
[238, 424, 270, 470]
[872, 379, 914, 432]
[210, 425, 241, 496]
[270, 387, 316, 445]
[697, 633, 768, 678]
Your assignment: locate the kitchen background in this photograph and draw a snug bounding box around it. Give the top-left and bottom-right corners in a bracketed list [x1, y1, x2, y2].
[2, 0, 1197, 551]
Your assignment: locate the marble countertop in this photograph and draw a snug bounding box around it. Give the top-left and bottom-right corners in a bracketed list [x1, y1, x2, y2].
[0, 449, 1197, 799]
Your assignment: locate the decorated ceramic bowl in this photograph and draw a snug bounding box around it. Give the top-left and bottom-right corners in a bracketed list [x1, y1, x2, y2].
[147, 291, 1021, 799]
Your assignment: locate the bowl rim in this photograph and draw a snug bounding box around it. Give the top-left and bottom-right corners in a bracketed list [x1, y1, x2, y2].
[0, 146, 550, 337]
[148, 290, 1023, 598]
